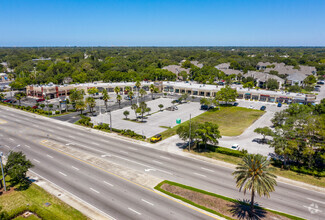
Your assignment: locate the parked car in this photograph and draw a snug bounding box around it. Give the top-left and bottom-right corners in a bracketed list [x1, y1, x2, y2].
[317, 80, 325, 85]
[36, 98, 45, 102]
[3, 99, 12, 103]
[32, 106, 38, 109]
[231, 144, 240, 150]
[260, 106, 266, 111]
[233, 102, 239, 106]
[150, 134, 162, 143]
[9, 99, 17, 103]
[200, 105, 208, 110]
[277, 103, 282, 107]
[248, 105, 254, 109]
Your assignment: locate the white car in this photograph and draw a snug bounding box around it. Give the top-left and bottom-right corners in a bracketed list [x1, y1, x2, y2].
[248, 105, 254, 109]
[231, 144, 240, 150]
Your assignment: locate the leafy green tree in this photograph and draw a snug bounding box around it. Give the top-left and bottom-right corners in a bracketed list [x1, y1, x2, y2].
[123, 110, 130, 119]
[181, 93, 189, 102]
[0, 93, 5, 100]
[266, 79, 279, 90]
[195, 122, 221, 151]
[232, 154, 277, 211]
[158, 104, 164, 111]
[176, 122, 199, 150]
[181, 60, 192, 69]
[243, 81, 254, 90]
[4, 151, 33, 189]
[303, 75, 316, 86]
[87, 87, 99, 96]
[86, 97, 96, 114]
[146, 107, 151, 115]
[254, 127, 273, 141]
[69, 89, 84, 110]
[102, 89, 110, 111]
[14, 92, 26, 106]
[48, 104, 54, 111]
[215, 86, 237, 105]
[200, 97, 210, 105]
[40, 103, 45, 109]
[75, 100, 87, 115]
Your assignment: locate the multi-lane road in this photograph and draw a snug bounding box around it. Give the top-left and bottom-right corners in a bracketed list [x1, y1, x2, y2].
[0, 105, 324, 220]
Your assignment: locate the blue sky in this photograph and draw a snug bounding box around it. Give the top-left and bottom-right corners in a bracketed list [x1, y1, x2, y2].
[1, 0, 324, 46]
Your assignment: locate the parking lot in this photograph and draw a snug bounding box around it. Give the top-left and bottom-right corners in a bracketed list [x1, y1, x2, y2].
[91, 98, 204, 137]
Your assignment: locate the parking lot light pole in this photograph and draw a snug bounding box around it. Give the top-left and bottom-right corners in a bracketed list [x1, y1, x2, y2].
[188, 114, 191, 151]
[0, 152, 7, 191]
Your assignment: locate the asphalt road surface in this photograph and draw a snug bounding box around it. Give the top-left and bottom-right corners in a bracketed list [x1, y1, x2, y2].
[0, 105, 324, 220]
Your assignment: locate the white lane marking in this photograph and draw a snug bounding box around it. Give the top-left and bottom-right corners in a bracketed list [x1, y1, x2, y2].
[59, 172, 67, 177]
[141, 199, 154, 206]
[4, 145, 10, 149]
[104, 181, 114, 187]
[72, 166, 79, 171]
[9, 138, 14, 141]
[119, 150, 129, 154]
[113, 154, 173, 175]
[25, 145, 31, 148]
[307, 198, 325, 205]
[128, 208, 141, 215]
[160, 156, 171, 160]
[93, 142, 100, 146]
[33, 159, 40, 163]
[128, 147, 137, 150]
[201, 167, 215, 172]
[152, 160, 163, 164]
[46, 154, 53, 159]
[194, 173, 206, 178]
[90, 188, 100, 193]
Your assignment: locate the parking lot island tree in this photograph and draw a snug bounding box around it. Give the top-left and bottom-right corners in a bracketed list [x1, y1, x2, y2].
[14, 92, 26, 106]
[75, 100, 87, 115]
[116, 94, 122, 108]
[158, 104, 164, 111]
[232, 154, 277, 212]
[123, 110, 130, 119]
[149, 84, 156, 100]
[86, 96, 96, 114]
[102, 89, 110, 112]
[131, 104, 138, 120]
[128, 91, 135, 105]
[87, 87, 99, 97]
[254, 127, 273, 142]
[139, 102, 147, 122]
[139, 88, 147, 102]
[114, 86, 120, 96]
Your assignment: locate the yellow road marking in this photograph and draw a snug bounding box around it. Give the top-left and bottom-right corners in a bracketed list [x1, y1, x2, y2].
[0, 119, 7, 124]
[39, 140, 220, 219]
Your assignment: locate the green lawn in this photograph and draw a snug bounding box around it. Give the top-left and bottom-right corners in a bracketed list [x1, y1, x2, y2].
[0, 184, 88, 220]
[158, 106, 264, 139]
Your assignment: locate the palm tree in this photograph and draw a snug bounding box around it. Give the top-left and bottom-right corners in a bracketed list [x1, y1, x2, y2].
[114, 86, 120, 96]
[139, 88, 147, 102]
[116, 94, 122, 108]
[232, 154, 277, 211]
[102, 89, 110, 112]
[128, 91, 134, 105]
[14, 92, 26, 106]
[135, 81, 141, 103]
[75, 100, 87, 115]
[131, 104, 138, 120]
[86, 97, 96, 114]
[124, 86, 131, 94]
[149, 84, 156, 100]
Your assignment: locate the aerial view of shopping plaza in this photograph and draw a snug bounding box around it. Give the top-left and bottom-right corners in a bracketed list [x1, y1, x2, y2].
[0, 1, 324, 220]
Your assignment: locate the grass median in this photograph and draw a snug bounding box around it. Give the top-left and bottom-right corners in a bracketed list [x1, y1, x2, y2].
[155, 180, 305, 220]
[0, 183, 88, 220]
[158, 106, 264, 140]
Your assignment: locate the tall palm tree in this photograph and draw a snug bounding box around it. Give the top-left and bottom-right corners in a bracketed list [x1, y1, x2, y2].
[116, 94, 122, 108]
[149, 84, 156, 100]
[75, 100, 87, 115]
[131, 104, 138, 120]
[124, 86, 131, 94]
[128, 91, 134, 105]
[86, 97, 96, 114]
[139, 88, 147, 102]
[102, 89, 110, 112]
[114, 86, 120, 96]
[232, 154, 277, 211]
[135, 81, 141, 104]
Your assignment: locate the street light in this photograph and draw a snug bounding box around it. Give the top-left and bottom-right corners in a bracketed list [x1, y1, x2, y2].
[0, 152, 7, 191]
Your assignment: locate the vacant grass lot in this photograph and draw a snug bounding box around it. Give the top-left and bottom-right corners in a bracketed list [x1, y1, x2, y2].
[158, 106, 264, 139]
[0, 184, 88, 220]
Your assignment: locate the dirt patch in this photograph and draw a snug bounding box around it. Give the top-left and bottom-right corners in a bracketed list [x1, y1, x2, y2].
[0, 187, 16, 196]
[161, 183, 291, 220]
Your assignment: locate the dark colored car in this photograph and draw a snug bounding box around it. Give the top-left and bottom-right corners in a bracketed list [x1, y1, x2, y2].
[36, 98, 45, 102]
[277, 103, 282, 107]
[200, 105, 208, 110]
[3, 99, 11, 103]
[233, 102, 239, 106]
[260, 106, 266, 111]
[9, 99, 17, 103]
[32, 106, 38, 109]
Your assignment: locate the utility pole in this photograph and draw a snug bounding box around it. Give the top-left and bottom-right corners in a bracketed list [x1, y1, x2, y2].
[0, 152, 7, 191]
[188, 114, 191, 151]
